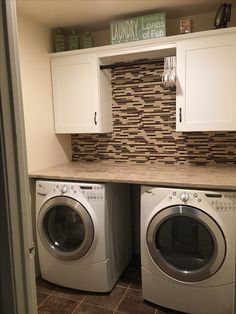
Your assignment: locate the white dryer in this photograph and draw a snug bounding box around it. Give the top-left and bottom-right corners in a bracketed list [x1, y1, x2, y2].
[36, 180, 131, 292]
[141, 186, 236, 314]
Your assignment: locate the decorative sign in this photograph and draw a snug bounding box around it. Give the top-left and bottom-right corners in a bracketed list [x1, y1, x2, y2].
[110, 12, 166, 44]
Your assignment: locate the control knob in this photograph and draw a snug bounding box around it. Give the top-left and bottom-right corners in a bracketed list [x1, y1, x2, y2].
[180, 192, 189, 202]
[61, 185, 68, 194]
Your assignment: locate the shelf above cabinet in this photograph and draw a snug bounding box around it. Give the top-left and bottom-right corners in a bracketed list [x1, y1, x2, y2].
[50, 27, 236, 60]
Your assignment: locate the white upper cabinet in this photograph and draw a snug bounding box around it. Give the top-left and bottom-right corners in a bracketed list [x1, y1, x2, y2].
[51, 52, 112, 134]
[176, 31, 236, 132]
[51, 27, 236, 134]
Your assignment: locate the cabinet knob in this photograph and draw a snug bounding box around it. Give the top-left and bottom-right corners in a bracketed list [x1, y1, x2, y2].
[94, 112, 97, 125]
[179, 107, 182, 123]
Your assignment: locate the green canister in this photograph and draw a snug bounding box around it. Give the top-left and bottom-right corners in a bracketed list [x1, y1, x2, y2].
[68, 30, 79, 50]
[81, 32, 93, 48]
[54, 28, 65, 52]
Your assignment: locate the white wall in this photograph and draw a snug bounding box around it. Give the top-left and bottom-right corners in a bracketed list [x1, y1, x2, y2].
[17, 13, 72, 276]
[17, 13, 71, 173]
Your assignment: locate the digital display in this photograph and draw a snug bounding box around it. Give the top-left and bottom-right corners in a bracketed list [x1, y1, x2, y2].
[205, 194, 222, 198]
[79, 186, 93, 190]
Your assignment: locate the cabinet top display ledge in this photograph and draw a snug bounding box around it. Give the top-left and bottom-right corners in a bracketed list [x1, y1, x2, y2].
[50, 26, 236, 60]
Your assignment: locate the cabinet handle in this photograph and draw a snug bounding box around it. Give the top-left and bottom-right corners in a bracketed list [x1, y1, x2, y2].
[94, 112, 97, 125]
[179, 108, 182, 123]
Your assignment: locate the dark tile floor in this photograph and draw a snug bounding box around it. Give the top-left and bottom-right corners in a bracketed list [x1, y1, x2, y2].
[37, 255, 182, 314]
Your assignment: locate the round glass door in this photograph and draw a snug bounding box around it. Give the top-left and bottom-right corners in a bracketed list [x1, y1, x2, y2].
[38, 196, 94, 261]
[147, 205, 226, 282]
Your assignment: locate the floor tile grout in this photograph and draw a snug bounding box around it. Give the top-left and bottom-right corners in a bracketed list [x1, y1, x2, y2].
[127, 286, 141, 292]
[116, 284, 130, 289]
[37, 291, 54, 307]
[52, 290, 86, 303]
[82, 300, 115, 312]
[71, 299, 83, 314]
[41, 291, 82, 303]
[113, 276, 133, 313]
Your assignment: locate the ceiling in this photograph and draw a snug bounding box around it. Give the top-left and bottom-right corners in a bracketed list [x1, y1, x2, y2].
[16, 0, 234, 31]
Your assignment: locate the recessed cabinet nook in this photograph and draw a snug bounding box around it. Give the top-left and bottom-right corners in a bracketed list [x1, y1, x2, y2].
[50, 27, 236, 134]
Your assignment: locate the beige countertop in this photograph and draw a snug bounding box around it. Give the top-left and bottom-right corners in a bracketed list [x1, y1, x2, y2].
[29, 161, 236, 191]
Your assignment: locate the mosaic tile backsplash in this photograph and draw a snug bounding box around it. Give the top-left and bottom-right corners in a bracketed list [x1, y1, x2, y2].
[72, 60, 236, 165]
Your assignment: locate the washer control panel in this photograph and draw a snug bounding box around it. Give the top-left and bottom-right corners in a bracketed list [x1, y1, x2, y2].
[79, 185, 104, 201]
[51, 183, 105, 201]
[168, 191, 202, 203]
[168, 190, 236, 211]
[210, 194, 236, 211]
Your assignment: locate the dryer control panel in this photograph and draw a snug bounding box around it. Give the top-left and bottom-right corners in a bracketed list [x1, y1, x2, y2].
[168, 190, 236, 211]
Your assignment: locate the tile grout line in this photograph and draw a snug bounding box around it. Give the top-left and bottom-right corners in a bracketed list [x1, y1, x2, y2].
[127, 286, 141, 292]
[113, 269, 142, 313]
[81, 300, 115, 312]
[115, 269, 158, 314]
[44, 291, 86, 304]
[112, 278, 134, 313]
[71, 299, 84, 314]
[37, 291, 54, 307]
[112, 288, 129, 314]
[52, 290, 86, 303]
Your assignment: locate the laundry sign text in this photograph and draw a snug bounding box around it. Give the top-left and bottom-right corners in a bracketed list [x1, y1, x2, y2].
[110, 12, 166, 44]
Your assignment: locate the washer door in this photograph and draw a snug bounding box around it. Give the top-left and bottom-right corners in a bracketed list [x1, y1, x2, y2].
[38, 196, 94, 261]
[147, 205, 226, 282]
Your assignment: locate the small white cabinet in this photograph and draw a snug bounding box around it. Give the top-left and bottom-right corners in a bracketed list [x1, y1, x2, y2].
[176, 31, 236, 131]
[51, 52, 112, 133]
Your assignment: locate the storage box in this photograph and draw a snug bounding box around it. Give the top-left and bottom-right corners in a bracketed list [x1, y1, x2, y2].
[110, 12, 166, 44]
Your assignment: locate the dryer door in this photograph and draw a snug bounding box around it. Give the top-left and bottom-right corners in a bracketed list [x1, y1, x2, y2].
[147, 205, 226, 282]
[38, 196, 94, 261]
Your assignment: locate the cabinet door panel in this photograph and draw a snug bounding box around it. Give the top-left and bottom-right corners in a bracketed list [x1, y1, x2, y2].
[52, 54, 98, 133]
[177, 33, 236, 131]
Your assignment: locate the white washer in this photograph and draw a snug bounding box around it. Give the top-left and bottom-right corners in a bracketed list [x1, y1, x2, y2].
[141, 186, 236, 314]
[36, 180, 131, 292]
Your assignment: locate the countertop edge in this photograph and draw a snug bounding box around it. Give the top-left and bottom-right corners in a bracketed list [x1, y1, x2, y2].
[28, 161, 236, 191]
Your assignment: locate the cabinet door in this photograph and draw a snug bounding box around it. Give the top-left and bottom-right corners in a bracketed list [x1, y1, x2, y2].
[51, 53, 99, 133]
[176, 33, 236, 131]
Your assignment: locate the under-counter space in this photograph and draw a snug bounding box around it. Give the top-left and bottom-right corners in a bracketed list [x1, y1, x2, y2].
[29, 161, 236, 191]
